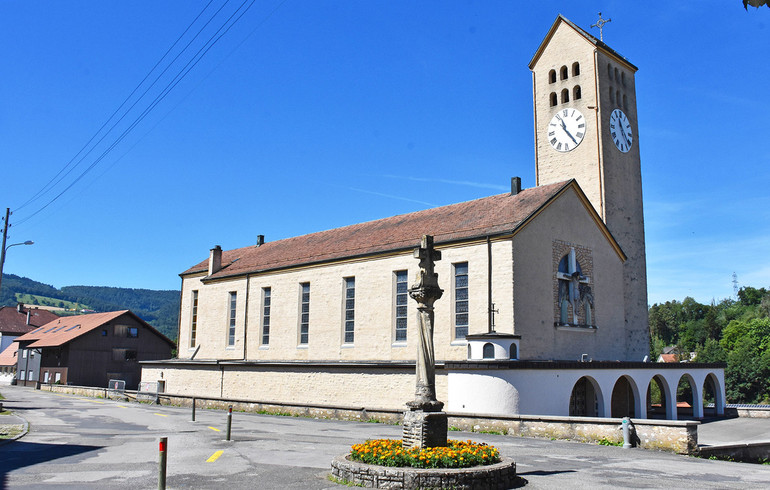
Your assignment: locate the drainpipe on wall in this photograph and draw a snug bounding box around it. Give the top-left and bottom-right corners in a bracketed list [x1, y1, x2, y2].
[487, 236, 493, 333]
[243, 274, 250, 360]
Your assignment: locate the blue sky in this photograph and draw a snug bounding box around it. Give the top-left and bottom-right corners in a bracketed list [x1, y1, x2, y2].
[2, 1, 768, 305]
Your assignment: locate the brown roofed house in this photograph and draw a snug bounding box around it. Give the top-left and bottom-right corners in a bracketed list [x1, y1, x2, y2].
[14, 310, 174, 390]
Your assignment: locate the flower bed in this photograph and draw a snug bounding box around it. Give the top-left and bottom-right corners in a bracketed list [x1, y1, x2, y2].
[350, 439, 501, 469]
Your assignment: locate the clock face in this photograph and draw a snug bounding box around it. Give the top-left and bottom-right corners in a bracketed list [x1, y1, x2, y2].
[547, 108, 585, 152]
[609, 109, 633, 153]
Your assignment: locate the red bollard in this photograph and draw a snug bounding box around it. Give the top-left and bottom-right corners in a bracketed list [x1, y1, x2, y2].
[226, 405, 233, 441]
[158, 437, 168, 490]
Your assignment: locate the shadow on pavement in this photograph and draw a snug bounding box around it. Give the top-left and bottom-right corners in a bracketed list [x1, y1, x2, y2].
[0, 440, 102, 489]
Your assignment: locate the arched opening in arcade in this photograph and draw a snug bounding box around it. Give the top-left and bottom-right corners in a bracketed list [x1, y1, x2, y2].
[569, 376, 602, 417]
[702, 373, 722, 417]
[677, 374, 697, 419]
[611, 376, 638, 418]
[646, 375, 668, 419]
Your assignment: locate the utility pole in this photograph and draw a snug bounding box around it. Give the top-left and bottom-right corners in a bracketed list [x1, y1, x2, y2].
[0, 208, 10, 294]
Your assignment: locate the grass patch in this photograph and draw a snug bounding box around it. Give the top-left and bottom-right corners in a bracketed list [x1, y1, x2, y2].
[327, 474, 365, 487]
[448, 426, 461, 431]
[597, 438, 622, 447]
[0, 425, 24, 439]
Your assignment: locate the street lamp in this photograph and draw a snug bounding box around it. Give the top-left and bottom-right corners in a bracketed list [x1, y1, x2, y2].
[0, 240, 34, 295]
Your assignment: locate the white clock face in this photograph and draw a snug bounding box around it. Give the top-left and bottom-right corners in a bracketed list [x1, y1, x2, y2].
[547, 108, 585, 152]
[609, 109, 633, 153]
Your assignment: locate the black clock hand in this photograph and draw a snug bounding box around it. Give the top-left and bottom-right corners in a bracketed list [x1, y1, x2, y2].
[560, 119, 578, 145]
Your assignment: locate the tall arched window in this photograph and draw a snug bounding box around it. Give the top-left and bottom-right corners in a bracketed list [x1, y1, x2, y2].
[607, 63, 612, 78]
[623, 94, 628, 110]
[572, 62, 580, 76]
[573, 85, 581, 100]
[621, 72, 626, 87]
[609, 87, 614, 104]
[616, 90, 621, 107]
[614, 67, 619, 82]
[549, 69, 557, 84]
[561, 88, 570, 104]
[482, 343, 494, 359]
[560, 65, 568, 80]
[467, 344, 472, 360]
[550, 92, 558, 107]
[509, 344, 518, 360]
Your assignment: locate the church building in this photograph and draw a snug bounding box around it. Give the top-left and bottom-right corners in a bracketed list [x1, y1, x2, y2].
[142, 15, 725, 421]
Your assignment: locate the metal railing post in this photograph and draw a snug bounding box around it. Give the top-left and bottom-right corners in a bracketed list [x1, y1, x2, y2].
[191, 397, 196, 422]
[226, 405, 233, 441]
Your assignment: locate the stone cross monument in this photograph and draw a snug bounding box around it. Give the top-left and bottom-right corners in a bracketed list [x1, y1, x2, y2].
[402, 235, 447, 449]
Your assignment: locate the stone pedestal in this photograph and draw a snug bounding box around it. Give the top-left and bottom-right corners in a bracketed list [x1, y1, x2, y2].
[402, 410, 448, 449]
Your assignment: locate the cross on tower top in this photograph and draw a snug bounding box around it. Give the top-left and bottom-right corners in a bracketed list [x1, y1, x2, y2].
[591, 12, 611, 42]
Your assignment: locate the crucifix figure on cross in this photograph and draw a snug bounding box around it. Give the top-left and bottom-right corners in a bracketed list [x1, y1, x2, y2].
[557, 248, 592, 325]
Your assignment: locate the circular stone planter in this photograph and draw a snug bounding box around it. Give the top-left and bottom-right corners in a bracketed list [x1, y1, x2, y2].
[331, 454, 516, 490]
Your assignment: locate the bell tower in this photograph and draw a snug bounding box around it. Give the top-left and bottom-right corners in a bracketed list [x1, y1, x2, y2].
[529, 15, 649, 360]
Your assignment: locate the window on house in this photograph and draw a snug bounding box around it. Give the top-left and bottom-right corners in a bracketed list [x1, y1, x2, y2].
[561, 88, 569, 104]
[395, 271, 409, 342]
[560, 65, 568, 80]
[191, 290, 198, 348]
[127, 327, 138, 338]
[549, 92, 557, 107]
[113, 348, 137, 361]
[22, 349, 27, 359]
[510, 344, 518, 360]
[299, 283, 310, 345]
[482, 343, 494, 359]
[27, 370, 34, 381]
[607, 63, 612, 78]
[261, 287, 271, 345]
[19, 370, 25, 381]
[228, 292, 237, 347]
[614, 67, 619, 82]
[44, 371, 50, 383]
[114, 324, 127, 336]
[344, 277, 355, 344]
[101, 329, 108, 336]
[454, 262, 469, 339]
[572, 62, 580, 76]
[623, 94, 628, 110]
[548, 69, 556, 83]
[621, 71, 626, 87]
[616, 90, 621, 107]
[55, 372, 61, 383]
[573, 85, 581, 100]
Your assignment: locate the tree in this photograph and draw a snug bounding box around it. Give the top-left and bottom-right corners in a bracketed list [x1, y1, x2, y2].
[744, 0, 769, 9]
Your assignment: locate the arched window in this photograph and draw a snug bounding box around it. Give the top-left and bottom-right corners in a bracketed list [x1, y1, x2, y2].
[623, 94, 628, 110]
[607, 63, 612, 78]
[550, 92, 558, 107]
[609, 87, 614, 104]
[561, 88, 569, 104]
[560, 65, 568, 80]
[573, 85, 581, 100]
[549, 69, 556, 84]
[467, 343, 472, 360]
[621, 72, 626, 87]
[509, 344, 518, 360]
[614, 67, 619, 82]
[482, 343, 494, 359]
[572, 62, 580, 76]
[616, 90, 621, 107]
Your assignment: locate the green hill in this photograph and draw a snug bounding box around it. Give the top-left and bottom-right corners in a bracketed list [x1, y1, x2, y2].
[0, 273, 179, 342]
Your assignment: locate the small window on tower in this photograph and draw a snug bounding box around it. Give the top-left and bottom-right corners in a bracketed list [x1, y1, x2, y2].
[573, 85, 581, 100]
[623, 94, 628, 110]
[609, 87, 614, 104]
[607, 63, 612, 78]
[550, 92, 557, 107]
[616, 90, 621, 107]
[561, 88, 569, 104]
[572, 62, 580, 76]
[621, 71, 626, 87]
[614, 67, 619, 82]
[548, 69, 556, 84]
[560, 65, 568, 80]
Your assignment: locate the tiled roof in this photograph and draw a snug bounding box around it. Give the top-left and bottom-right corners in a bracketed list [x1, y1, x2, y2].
[182, 181, 577, 280]
[0, 343, 18, 367]
[659, 354, 678, 363]
[0, 306, 59, 334]
[15, 310, 174, 348]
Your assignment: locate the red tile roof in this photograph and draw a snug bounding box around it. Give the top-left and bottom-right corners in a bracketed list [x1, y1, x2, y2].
[659, 354, 678, 363]
[0, 306, 59, 334]
[0, 343, 18, 367]
[15, 310, 174, 348]
[183, 181, 591, 280]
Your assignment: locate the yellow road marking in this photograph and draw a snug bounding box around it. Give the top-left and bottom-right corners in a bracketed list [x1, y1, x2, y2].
[85, 399, 105, 404]
[206, 450, 224, 463]
[208, 426, 220, 432]
[117, 405, 128, 409]
[154, 413, 168, 417]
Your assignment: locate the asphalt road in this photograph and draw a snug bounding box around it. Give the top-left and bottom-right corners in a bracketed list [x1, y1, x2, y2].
[1, 386, 769, 489]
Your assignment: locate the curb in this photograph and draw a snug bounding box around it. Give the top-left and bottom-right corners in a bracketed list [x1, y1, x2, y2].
[0, 413, 29, 446]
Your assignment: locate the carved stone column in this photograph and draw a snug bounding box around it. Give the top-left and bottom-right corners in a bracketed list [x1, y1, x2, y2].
[402, 235, 447, 449]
